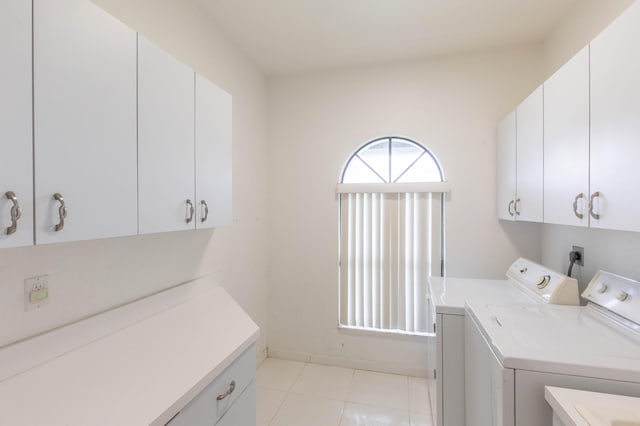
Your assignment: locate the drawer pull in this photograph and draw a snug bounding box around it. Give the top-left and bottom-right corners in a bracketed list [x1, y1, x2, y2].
[216, 380, 236, 401]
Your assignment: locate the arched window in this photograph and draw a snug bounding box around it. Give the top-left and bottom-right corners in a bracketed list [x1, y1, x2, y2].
[341, 136, 444, 184]
[337, 136, 448, 335]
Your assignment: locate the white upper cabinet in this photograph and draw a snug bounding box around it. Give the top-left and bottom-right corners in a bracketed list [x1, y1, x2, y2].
[544, 47, 590, 228]
[497, 112, 517, 221]
[0, 0, 33, 248]
[195, 75, 233, 229]
[33, 0, 138, 244]
[497, 87, 543, 223]
[515, 86, 543, 222]
[590, 0, 640, 232]
[138, 35, 196, 234]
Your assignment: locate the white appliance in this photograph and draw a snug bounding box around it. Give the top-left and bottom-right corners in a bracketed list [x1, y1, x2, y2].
[465, 270, 640, 426]
[431, 258, 578, 426]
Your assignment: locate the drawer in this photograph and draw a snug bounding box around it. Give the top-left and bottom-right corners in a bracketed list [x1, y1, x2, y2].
[166, 344, 256, 425]
[211, 344, 256, 421]
[216, 381, 256, 426]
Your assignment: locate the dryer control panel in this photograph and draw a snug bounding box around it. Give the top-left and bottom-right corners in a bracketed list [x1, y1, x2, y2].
[583, 271, 640, 328]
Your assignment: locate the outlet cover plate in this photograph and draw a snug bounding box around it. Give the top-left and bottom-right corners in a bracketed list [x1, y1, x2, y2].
[24, 275, 49, 311]
[572, 245, 585, 267]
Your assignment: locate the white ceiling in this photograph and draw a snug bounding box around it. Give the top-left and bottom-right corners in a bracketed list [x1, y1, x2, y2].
[194, 0, 579, 75]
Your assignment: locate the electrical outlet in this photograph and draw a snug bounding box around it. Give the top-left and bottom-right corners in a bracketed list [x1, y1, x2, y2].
[24, 275, 49, 311]
[572, 245, 585, 267]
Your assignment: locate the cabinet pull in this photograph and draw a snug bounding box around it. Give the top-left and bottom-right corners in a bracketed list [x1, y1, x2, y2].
[508, 200, 515, 217]
[186, 199, 195, 224]
[514, 198, 521, 216]
[200, 200, 209, 223]
[216, 380, 236, 401]
[54, 193, 67, 232]
[589, 191, 601, 220]
[4, 191, 22, 235]
[572, 193, 585, 219]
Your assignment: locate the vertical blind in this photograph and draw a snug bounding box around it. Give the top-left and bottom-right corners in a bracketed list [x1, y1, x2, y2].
[339, 190, 436, 335]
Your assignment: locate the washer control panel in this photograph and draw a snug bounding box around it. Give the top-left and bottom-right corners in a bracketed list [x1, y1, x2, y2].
[506, 258, 579, 305]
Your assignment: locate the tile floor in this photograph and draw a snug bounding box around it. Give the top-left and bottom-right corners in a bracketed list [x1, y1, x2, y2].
[256, 358, 435, 426]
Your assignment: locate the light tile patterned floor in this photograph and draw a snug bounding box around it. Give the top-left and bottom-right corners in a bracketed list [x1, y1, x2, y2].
[257, 358, 435, 426]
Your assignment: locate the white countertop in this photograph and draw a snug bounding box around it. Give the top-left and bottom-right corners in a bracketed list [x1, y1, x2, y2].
[0, 278, 259, 426]
[545, 386, 640, 426]
[429, 276, 533, 315]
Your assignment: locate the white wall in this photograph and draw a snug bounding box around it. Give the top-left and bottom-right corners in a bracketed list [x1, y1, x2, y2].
[0, 0, 269, 360]
[543, 0, 634, 78]
[266, 47, 545, 376]
[540, 0, 637, 292]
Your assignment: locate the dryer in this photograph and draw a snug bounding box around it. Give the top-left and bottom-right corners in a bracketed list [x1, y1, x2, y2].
[464, 270, 640, 426]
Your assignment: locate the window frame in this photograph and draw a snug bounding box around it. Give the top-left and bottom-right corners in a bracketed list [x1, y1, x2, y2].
[337, 136, 448, 336]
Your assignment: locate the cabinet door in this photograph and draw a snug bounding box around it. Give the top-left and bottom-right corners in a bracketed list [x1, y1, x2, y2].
[496, 112, 516, 221]
[195, 74, 232, 229]
[33, 0, 137, 244]
[515, 86, 543, 223]
[138, 36, 196, 234]
[590, 0, 640, 232]
[543, 47, 590, 227]
[0, 0, 33, 248]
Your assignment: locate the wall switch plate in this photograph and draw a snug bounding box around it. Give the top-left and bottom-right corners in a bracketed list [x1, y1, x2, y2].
[572, 245, 585, 267]
[24, 275, 49, 311]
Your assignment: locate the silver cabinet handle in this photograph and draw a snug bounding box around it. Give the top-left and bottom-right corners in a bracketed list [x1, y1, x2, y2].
[200, 200, 209, 223]
[216, 380, 236, 401]
[508, 200, 514, 217]
[572, 193, 585, 219]
[4, 191, 22, 235]
[514, 198, 521, 216]
[589, 191, 601, 220]
[186, 199, 195, 224]
[54, 193, 67, 232]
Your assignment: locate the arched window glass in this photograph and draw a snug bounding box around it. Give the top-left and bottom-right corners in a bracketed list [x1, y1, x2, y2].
[341, 137, 444, 184]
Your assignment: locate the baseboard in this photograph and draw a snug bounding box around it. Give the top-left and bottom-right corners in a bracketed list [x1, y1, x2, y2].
[266, 347, 432, 378]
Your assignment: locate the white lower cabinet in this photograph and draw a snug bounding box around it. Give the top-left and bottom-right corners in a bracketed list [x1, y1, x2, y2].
[167, 344, 256, 426]
[435, 313, 465, 426]
[216, 384, 256, 426]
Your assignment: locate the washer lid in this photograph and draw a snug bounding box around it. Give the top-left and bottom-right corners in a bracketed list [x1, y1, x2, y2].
[465, 301, 640, 382]
[429, 276, 534, 315]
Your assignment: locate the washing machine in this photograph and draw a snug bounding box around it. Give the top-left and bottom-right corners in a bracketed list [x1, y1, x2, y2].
[465, 270, 640, 426]
[431, 258, 578, 426]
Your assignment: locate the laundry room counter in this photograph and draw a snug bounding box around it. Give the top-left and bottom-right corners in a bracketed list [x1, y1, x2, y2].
[546, 386, 640, 426]
[0, 278, 259, 426]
